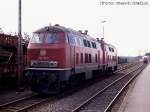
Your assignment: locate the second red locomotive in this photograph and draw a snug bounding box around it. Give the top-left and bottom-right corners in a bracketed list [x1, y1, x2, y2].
[26, 24, 118, 94]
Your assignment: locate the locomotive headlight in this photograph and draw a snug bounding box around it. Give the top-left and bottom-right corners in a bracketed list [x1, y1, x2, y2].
[49, 61, 58, 67]
[30, 60, 37, 66]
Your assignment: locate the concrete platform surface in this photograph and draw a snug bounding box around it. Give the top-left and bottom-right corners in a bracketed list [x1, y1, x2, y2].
[118, 64, 150, 112]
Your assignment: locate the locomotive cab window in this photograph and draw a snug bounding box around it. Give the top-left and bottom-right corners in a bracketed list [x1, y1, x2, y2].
[31, 33, 60, 44]
[67, 33, 76, 45]
[31, 33, 45, 43]
[75, 36, 83, 47]
[45, 33, 59, 43]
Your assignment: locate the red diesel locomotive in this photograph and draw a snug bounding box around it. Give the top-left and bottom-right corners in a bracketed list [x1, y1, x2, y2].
[26, 24, 118, 94]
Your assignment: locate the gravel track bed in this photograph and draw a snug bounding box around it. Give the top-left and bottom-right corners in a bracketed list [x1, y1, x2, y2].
[0, 63, 132, 107]
[0, 89, 33, 105]
[115, 63, 137, 73]
[27, 63, 142, 112]
[78, 64, 145, 112]
[117, 63, 135, 70]
[116, 63, 140, 74]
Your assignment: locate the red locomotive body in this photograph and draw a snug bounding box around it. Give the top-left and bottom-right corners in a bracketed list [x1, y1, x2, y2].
[26, 25, 118, 94]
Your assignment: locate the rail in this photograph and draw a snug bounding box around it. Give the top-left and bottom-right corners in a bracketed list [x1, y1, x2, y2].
[72, 64, 146, 112]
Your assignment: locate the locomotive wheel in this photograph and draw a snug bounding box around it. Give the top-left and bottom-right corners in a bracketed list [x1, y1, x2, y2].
[114, 66, 117, 71]
[78, 73, 85, 84]
[52, 81, 61, 94]
[69, 75, 79, 87]
[47, 78, 61, 94]
[69, 73, 85, 87]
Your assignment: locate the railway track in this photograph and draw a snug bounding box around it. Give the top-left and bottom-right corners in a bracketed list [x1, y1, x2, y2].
[115, 62, 137, 73]
[72, 64, 147, 112]
[117, 63, 133, 70]
[0, 62, 145, 112]
[0, 95, 47, 112]
[27, 63, 144, 112]
[117, 63, 131, 70]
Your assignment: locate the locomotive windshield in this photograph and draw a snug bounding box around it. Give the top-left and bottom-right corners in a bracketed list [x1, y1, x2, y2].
[45, 33, 59, 43]
[31, 33, 45, 43]
[30, 33, 60, 44]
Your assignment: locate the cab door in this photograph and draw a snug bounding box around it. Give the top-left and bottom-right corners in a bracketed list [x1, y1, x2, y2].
[67, 33, 76, 72]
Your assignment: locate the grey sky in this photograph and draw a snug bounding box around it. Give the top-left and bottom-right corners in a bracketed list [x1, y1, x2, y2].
[0, 0, 150, 56]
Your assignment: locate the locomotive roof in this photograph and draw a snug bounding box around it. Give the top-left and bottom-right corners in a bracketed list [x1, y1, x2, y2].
[34, 25, 69, 33]
[34, 25, 98, 41]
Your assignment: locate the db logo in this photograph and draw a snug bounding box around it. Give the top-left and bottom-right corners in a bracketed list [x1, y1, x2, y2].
[40, 50, 46, 56]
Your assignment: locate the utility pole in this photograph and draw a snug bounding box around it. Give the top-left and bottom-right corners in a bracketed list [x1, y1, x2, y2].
[17, 0, 24, 91]
[101, 20, 106, 38]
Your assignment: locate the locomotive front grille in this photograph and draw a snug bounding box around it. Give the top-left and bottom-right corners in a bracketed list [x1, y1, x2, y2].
[31, 60, 58, 68]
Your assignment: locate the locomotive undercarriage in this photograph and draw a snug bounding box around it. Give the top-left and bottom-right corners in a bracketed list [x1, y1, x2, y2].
[25, 65, 117, 94]
[25, 69, 88, 94]
[25, 69, 71, 94]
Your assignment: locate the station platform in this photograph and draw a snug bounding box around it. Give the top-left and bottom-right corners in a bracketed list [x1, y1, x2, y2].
[118, 64, 150, 112]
